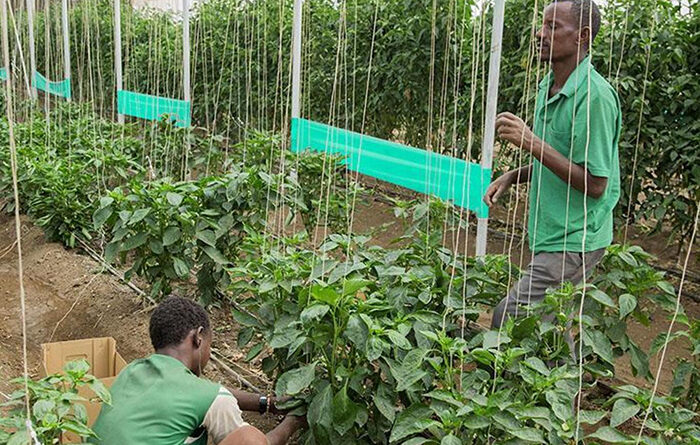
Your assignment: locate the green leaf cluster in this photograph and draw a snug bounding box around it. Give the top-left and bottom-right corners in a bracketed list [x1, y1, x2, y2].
[0, 360, 110, 444]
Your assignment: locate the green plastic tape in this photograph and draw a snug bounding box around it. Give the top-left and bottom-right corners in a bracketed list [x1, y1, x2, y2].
[291, 118, 491, 217]
[34, 71, 71, 99]
[117, 90, 191, 128]
[0, 67, 7, 81]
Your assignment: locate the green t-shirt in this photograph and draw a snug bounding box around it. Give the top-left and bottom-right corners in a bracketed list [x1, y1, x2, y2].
[528, 56, 621, 253]
[91, 354, 220, 445]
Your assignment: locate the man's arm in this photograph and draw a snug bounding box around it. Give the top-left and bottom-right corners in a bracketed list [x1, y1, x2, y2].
[230, 390, 287, 415]
[495, 112, 608, 199]
[483, 164, 533, 207]
[265, 416, 306, 445]
[218, 418, 305, 445]
[509, 164, 533, 184]
[229, 390, 262, 412]
[211, 389, 304, 445]
[528, 136, 607, 198]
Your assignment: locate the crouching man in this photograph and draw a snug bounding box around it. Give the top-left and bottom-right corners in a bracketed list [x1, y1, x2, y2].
[91, 296, 304, 445]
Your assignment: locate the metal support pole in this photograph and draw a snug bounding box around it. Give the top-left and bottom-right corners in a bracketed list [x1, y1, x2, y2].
[42, 0, 49, 115]
[61, 0, 71, 101]
[26, 0, 36, 99]
[290, 0, 303, 119]
[114, 0, 123, 123]
[182, 0, 190, 105]
[476, 0, 506, 257]
[182, 0, 190, 179]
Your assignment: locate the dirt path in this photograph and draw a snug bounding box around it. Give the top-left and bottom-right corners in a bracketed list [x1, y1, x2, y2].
[0, 214, 150, 394]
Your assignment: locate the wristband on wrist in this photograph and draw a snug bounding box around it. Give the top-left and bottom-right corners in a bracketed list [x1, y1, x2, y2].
[258, 395, 268, 414]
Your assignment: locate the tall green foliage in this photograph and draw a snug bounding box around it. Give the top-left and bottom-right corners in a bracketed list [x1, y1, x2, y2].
[25, 0, 699, 242]
[597, 0, 699, 241]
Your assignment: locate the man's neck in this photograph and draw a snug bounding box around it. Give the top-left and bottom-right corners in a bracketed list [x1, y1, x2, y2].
[155, 347, 197, 374]
[550, 52, 587, 96]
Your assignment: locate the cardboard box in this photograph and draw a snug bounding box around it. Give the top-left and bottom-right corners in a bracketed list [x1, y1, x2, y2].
[41, 337, 127, 443]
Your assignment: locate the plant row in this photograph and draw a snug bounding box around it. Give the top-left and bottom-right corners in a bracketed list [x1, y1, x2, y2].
[227, 208, 699, 444]
[20, 0, 700, 244]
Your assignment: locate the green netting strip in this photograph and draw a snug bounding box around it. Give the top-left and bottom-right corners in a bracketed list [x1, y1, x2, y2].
[0, 67, 7, 81]
[291, 118, 491, 218]
[34, 71, 71, 99]
[117, 90, 191, 128]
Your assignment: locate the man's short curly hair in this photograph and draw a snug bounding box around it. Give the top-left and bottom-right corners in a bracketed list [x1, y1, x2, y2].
[149, 296, 210, 350]
[555, 0, 601, 43]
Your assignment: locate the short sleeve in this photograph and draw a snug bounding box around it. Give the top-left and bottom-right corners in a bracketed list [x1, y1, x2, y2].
[572, 91, 619, 178]
[202, 387, 249, 444]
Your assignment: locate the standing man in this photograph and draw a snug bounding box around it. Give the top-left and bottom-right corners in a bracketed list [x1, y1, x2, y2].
[483, 0, 621, 331]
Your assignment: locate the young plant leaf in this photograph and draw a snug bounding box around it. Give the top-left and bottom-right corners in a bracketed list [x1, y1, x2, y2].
[389, 404, 438, 443]
[619, 294, 637, 319]
[275, 363, 316, 396]
[311, 285, 340, 306]
[610, 398, 639, 428]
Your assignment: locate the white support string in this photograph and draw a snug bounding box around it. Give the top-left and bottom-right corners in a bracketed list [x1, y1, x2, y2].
[503, 0, 539, 306]
[61, 0, 73, 102]
[635, 205, 698, 443]
[7, 2, 32, 97]
[345, 0, 380, 238]
[1, 0, 33, 437]
[423, 0, 437, 243]
[453, 0, 482, 347]
[574, 2, 595, 440]
[43, 0, 49, 115]
[623, 12, 655, 243]
[182, 0, 191, 179]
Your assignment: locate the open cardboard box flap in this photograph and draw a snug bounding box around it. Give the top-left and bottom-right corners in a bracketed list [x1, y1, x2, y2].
[41, 337, 127, 443]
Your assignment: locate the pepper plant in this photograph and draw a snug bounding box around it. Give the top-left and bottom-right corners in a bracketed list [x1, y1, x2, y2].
[0, 360, 111, 444]
[93, 165, 291, 300]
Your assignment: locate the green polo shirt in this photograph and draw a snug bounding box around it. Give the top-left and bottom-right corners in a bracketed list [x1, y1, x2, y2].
[529, 56, 621, 253]
[91, 354, 221, 445]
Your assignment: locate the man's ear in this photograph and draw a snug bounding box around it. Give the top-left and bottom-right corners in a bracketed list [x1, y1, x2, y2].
[192, 326, 204, 348]
[578, 27, 591, 48]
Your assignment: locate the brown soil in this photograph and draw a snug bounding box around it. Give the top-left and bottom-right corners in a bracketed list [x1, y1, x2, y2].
[0, 212, 280, 432]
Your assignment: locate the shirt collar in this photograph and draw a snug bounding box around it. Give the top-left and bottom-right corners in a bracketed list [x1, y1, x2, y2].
[539, 55, 592, 102]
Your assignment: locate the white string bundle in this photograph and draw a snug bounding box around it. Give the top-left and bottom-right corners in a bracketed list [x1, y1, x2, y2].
[1, 0, 33, 438]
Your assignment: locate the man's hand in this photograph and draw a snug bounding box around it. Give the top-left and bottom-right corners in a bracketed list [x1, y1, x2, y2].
[483, 171, 514, 207]
[270, 395, 295, 415]
[495, 112, 538, 152]
[266, 414, 307, 445]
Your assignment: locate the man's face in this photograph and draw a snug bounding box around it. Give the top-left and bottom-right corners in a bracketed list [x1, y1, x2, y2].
[536, 2, 584, 63]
